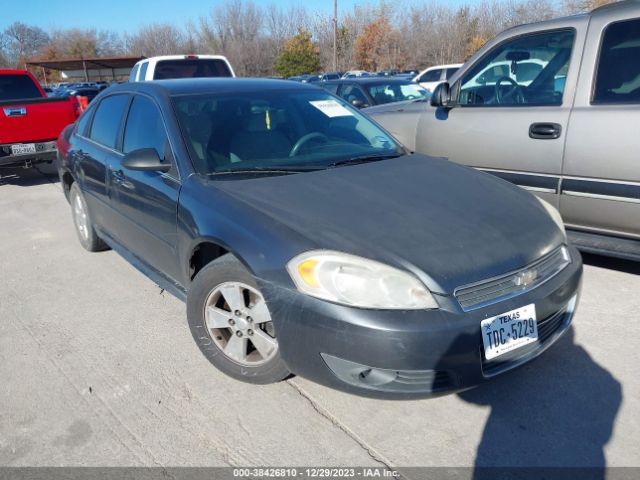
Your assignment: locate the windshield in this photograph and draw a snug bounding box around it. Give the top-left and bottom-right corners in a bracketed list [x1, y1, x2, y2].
[173, 89, 403, 175]
[366, 82, 430, 104]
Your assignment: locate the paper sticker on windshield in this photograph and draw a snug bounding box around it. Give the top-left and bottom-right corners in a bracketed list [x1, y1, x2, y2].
[309, 100, 353, 118]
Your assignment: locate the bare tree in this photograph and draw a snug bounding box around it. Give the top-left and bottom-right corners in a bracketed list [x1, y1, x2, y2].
[3, 22, 49, 67]
[125, 23, 188, 57]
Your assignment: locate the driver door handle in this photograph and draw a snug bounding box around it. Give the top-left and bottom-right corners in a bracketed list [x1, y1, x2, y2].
[529, 123, 562, 140]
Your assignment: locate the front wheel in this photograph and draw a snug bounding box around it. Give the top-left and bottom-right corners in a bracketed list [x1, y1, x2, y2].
[187, 254, 290, 384]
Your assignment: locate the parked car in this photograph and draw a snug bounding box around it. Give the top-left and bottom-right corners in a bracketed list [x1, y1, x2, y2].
[129, 55, 235, 82]
[367, 1, 640, 261]
[414, 63, 463, 92]
[341, 70, 371, 78]
[0, 69, 79, 168]
[320, 72, 342, 81]
[322, 77, 430, 108]
[57, 78, 581, 398]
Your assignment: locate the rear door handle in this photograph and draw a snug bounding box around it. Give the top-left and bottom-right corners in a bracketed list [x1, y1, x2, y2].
[529, 123, 562, 140]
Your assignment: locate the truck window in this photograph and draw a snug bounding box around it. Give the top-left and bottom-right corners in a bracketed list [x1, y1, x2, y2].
[129, 64, 140, 82]
[0, 74, 42, 101]
[458, 29, 575, 106]
[89, 95, 130, 149]
[445, 68, 459, 80]
[593, 18, 640, 104]
[419, 69, 442, 83]
[153, 59, 232, 80]
[139, 62, 149, 81]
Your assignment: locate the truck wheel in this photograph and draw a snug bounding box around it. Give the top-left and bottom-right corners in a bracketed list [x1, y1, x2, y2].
[187, 254, 290, 384]
[69, 183, 108, 252]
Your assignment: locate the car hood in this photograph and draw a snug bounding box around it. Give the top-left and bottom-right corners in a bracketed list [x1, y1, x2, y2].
[211, 155, 564, 294]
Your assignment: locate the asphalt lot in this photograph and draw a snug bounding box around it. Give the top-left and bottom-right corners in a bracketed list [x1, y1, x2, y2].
[1, 164, 639, 472]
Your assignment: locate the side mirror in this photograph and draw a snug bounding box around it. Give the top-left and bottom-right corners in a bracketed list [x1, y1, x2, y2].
[351, 99, 368, 109]
[430, 82, 453, 108]
[121, 148, 171, 172]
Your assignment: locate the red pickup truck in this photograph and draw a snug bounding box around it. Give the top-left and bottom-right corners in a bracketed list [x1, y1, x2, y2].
[0, 70, 79, 168]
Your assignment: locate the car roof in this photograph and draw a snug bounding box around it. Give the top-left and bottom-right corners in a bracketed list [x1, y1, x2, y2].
[323, 77, 416, 86]
[105, 78, 322, 97]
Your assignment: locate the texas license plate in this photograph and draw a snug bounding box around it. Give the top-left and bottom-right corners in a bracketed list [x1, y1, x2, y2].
[481, 304, 538, 360]
[11, 143, 36, 155]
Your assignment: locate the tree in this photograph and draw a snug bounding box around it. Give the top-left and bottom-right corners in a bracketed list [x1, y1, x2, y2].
[273, 30, 321, 77]
[125, 24, 188, 57]
[3, 22, 49, 67]
[354, 16, 405, 71]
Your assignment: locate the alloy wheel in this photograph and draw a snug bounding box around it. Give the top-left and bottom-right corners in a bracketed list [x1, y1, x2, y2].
[203, 282, 278, 366]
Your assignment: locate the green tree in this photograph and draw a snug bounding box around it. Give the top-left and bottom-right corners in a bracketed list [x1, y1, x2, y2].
[274, 30, 321, 78]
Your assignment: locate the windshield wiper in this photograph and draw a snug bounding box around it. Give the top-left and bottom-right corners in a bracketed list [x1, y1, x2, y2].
[208, 166, 321, 176]
[326, 153, 402, 168]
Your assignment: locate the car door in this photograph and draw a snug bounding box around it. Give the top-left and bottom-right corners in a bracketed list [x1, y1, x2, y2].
[109, 93, 181, 282]
[77, 93, 131, 236]
[417, 18, 589, 208]
[561, 14, 640, 239]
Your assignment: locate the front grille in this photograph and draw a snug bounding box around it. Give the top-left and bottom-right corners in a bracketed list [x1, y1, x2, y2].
[455, 246, 570, 311]
[481, 306, 570, 377]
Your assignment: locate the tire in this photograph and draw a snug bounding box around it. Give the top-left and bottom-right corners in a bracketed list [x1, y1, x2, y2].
[69, 182, 108, 252]
[187, 254, 290, 384]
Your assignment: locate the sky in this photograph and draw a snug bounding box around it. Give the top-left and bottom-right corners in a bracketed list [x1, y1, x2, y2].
[1, 0, 472, 34]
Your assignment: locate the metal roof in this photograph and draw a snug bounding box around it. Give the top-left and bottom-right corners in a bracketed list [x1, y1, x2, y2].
[26, 56, 144, 71]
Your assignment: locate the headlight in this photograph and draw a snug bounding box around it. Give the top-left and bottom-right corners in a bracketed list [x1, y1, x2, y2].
[287, 251, 438, 310]
[536, 197, 566, 238]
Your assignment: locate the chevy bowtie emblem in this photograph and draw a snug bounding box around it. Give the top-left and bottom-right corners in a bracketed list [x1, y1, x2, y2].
[3, 107, 27, 117]
[514, 269, 538, 287]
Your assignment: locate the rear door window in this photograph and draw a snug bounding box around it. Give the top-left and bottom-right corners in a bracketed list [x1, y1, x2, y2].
[593, 18, 640, 104]
[0, 74, 42, 100]
[89, 95, 130, 149]
[153, 59, 232, 80]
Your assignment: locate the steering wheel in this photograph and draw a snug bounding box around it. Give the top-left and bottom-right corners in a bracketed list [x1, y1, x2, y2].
[495, 76, 526, 104]
[289, 132, 329, 157]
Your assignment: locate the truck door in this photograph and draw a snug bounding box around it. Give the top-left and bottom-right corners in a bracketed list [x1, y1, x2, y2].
[561, 14, 640, 240]
[417, 17, 589, 209]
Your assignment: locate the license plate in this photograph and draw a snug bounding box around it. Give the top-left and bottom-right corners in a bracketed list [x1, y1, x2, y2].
[481, 304, 538, 360]
[11, 143, 36, 155]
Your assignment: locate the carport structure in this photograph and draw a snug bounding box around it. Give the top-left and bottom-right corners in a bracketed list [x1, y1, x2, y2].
[26, 56, 145, 84]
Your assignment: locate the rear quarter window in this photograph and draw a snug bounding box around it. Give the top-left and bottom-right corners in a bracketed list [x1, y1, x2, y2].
[153, 59, 232, 80]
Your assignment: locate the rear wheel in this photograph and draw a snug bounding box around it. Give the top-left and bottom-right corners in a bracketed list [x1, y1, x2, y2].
[69, 183, 108, 252]
[187, 254, 290, 384]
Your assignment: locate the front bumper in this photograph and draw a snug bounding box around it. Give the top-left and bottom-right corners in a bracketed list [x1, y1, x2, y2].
[0, 142, 57, 166]
[260, 245, 583, 399]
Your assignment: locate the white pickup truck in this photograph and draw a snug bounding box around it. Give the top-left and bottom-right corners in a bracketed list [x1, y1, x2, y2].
[129, 55, 235, 82]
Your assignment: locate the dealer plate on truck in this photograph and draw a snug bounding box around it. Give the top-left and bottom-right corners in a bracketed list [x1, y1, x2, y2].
[481, 304, 538, 360]
[11, 143, 36, 155]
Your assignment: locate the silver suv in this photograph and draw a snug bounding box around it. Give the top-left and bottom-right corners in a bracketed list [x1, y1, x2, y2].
[367, 1, 640, 261]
